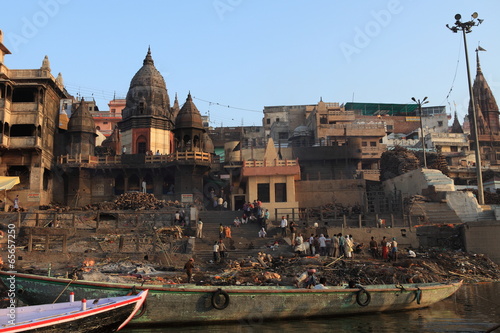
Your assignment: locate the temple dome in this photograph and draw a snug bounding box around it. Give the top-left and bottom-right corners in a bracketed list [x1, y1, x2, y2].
[122, 48, 171, 120]
[175, 93, 204, 130]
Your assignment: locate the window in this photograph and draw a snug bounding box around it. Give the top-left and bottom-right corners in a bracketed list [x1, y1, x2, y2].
[257, 183, 270, 203]
[362, 141, 367, 147]
[278, 132, 288, 140]
[450, 146, 458, 152]
[370, 141, 377, 147]
[438, 121, 443, 127]
[276, 118, 280, 123]
[12, 88, 36, 103]
[386, 125, 393, 130]
[266, 119, 270, 125]
[103, 122, 108, 125]
[275, 183, 287, 202]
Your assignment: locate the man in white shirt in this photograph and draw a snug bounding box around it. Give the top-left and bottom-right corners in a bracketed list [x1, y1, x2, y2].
[318, 234, 327, 256]
[280, 216, 287, 236]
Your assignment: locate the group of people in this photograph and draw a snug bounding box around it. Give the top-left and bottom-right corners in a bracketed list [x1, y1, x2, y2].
[212, 239, 227, 263]
[369, 236, 403, 261]
[242, 200, 268, 229]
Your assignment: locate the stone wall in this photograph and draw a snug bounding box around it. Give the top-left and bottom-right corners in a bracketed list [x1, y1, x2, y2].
[295, 179, 366, 208]
[462, 221, 500, 264]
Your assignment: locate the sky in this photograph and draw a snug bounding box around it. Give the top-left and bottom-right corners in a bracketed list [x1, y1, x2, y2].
[1, 0, 500, 127]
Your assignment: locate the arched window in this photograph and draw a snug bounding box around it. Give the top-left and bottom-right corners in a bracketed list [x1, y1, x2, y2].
[136, 135, 147, 154]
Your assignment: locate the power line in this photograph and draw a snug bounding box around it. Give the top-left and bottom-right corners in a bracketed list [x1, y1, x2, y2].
[193, 96, 262, 113]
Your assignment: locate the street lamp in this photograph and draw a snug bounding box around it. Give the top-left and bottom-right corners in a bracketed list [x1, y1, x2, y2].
[447, 13, 485, 205]
[412, 97, 429, 168]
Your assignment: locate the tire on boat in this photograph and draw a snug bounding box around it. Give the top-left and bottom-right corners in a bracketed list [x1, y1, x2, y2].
[414, 287, 422, 305]
[211, 288, 230, 310]
[356, 288, 371, 307]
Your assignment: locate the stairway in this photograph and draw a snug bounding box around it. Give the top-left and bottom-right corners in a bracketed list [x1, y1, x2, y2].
[410, 202, 462, 224]
[194, 211, 272, 263]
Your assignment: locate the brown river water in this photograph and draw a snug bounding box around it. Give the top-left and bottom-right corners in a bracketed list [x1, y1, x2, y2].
[123, 282, 500, 333]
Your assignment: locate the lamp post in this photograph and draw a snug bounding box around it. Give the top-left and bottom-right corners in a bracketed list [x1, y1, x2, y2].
[412, 97, 429, 168]
[447, 13, 485, 205]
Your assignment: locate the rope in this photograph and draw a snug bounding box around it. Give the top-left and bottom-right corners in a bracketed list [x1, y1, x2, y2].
[52, 276, 78, 304]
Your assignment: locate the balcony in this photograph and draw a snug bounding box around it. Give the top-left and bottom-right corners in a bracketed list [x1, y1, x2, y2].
[8, 136, 40, 149]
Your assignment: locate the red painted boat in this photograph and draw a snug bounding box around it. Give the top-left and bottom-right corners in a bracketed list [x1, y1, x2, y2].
[0, 289, 147, 332]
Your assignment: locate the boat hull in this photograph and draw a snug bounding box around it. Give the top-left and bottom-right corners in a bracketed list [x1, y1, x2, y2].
[0, 272, 462, 326]
[0, 289, 147, 333]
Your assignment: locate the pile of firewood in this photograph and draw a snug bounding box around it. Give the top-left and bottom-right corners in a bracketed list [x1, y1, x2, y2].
[113, 193, 169, 210]
[380, 146, 420, 181]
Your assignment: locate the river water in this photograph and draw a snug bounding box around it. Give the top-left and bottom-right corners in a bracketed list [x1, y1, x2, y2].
[122, 283, 500, 333]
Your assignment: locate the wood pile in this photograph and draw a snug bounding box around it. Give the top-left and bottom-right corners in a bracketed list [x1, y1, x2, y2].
[380, 146, 420, 181]
[113, 193, 170, 210]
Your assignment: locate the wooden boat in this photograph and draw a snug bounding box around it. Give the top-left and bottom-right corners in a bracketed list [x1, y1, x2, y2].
[0, 289, 148, 332]
[0, 271, 462, 326]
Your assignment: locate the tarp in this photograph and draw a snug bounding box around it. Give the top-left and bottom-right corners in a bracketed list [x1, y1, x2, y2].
[0, 176, 20, 190]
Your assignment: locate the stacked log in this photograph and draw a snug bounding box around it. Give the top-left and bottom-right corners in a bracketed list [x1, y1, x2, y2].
[380, 146, 420, 181]
[113, 193, 169, 210]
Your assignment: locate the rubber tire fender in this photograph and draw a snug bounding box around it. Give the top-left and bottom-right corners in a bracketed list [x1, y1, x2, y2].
[414, 287, 422, 305]
[356, 288, 371, 307]
[211, 288, 230, 310]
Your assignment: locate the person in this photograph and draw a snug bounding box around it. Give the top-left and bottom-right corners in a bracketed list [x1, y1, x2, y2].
[184, 258, 194, 283]
[290, 222, 297, 246]
[241, 213, 248, 224]
[407, 248, 417, 258]
[309, 234, 315, 255]
[381, 236, 389, 260]
[13, 195, 19, 212]
[258, 227, 267, 238]
[296, 268, 318, 289]
[345, 235, 353, 259]
[318, 234, 327, 256]
[174, 211, 181, 224]
[224, 226, 232, 239]
[155, 150, 161, 155]
[294, 233, 305, 255]
[391, 237, 398, 261]
[325, 234, 332, 257]
[219, 240, 227, 261]
[223, 200, 228, 210]
[369, 236, 378, 258]
[338, 233, 345, 257]
[233, 217, 241, 227]
[314, 277, 327, 289]
[142, 180, 147, 193]
[213, 241, 220, 263]
[217, 196, 224, 210]
[280, 216, 287, 237]
[122, 145, 126, 154]
[219, 223, 224, 239]
[263, 209, 270, 230]
[332, 234, 339, 258]
[196, 218, 203, 238]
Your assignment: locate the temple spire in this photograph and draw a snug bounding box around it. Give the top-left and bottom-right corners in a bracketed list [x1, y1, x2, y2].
[143, 46, 154, 65]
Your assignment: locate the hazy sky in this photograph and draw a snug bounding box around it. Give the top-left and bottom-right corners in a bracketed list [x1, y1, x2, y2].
[1, 0, 499, 127]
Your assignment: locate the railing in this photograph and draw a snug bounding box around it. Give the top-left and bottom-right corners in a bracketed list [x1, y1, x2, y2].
[58, 151, 213, 165]
[242, 158, 298, 167]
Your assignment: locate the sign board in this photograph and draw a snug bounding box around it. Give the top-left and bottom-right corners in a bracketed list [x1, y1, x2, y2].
[181, 194, 193, 203]
[405, 116, 420, 122]
[27, 193, 40, 202]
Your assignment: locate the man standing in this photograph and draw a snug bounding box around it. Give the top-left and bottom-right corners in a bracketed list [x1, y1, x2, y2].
[196, 218, 203, 238]
[290, 222, 297, 246]
[318, 234, 327, 256]
[213, 241, 220, 263]
[391, 237, 398, 261]
[184, 258, 195, 283]
[280, 216, 288, 237]
[13, 195, 19, 212]
[332, 234, 339, 258]
[219, 239, 226, 261]
[369, 236, 378, 258]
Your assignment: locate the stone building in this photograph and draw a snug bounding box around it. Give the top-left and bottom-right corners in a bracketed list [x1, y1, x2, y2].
[56, 49, 214, 206]
[0, 30, 71, 209]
